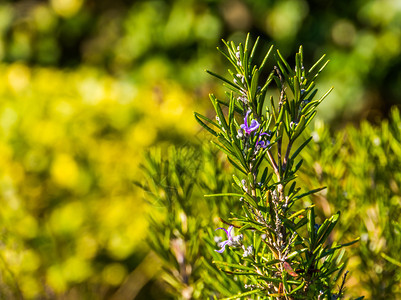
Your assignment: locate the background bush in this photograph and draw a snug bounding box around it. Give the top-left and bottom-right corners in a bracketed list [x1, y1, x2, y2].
[140, 110, 401, 299]
[0, 64, 199, 298]
[299, 108, 401, 299]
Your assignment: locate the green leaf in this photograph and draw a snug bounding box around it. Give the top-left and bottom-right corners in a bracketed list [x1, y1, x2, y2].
[382, 253, 401, 267]
[299, 45, 304, 70]
[243, 192, 258, 208]
[239, 223, 253, 232]
[276, 105, 285, 124]
[210, 94, 230, 133]
[250, 68, 260, 102]
[270, 95, 277, 120]
[286, 248, 308, 260]
[249, 36, 260, 68]
[244, 33, 250, 54]
[294, 186, 326, 201]
[291, 137, 312, 160]
[247, 172, 255, 187]
[292, 114, 306, 140]
[276, 49, 294, 77]
[217, 98, 244, 114]
[246, 134, 258, 162]
[288, 181, 296, 196]
[211, 140, 234, 158]
[282, 270, 290, 293]
[294, 76, 301, 102]
[204, 193, 244, 198]
[228, 93, 235, 126]
[320, 238, 360, 258]
[303, 88, 318, 103]
[213, 261, 255, 272]
[217, 46, 236, 66]
[293, 159, 303, 173]
[276, 59, 290, 82]
[227, 156, 247, 175]
[232, 174, 242, 188]
[260, 167, 269, 184]
[308, 54, 326, 74]
[323, 263, 344, 277]
[260, 70, 275, 94]
[301, 98, 319, 115]
[311, 59, 330, 81]
[206, 69, 241, 91]
[259, 44, 274, 72]
[221, 289, 262, 300]
[318, 86, 334, 103]
[194, 112, 218, 136]
[308, 207, 316, 247]
[289, 281, 306, 295]
[222, 39, 237, 63]
[296, 52, 302, 79]
[305, 110, 317, 126]
[288, 206, 314, 220]
[231, 138, 248, 170]
[240, 44, 250, 82]
[257, 89, 267, 116]
[316, 212, 340, 246]
[258, 275, 301, 285]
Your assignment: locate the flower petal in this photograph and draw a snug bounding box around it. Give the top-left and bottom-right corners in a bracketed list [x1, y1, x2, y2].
[244, 110, 250, 123]
[216, 227, 230, 237]
[227, 226, 234, 239]
[249, 120, 260, 132]
[258, 140, 270, 148]
[215, 240, 229, 253]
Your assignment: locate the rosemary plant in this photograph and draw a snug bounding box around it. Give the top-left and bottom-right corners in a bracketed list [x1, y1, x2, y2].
[195, 34, 359, 299]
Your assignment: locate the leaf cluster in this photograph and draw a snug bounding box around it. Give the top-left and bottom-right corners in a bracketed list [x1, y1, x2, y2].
[195, 34, 359, 299]
[138, 146, 245, 298]
[298, 108, 401, 299]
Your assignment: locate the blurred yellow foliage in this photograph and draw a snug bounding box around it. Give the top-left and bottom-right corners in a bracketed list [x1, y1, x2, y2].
[0, 63, 199, 298]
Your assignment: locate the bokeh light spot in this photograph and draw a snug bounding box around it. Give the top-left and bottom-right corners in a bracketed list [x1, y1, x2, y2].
[332, 19, 357, 47]
[50, 0, 83, 18]
[51, 154, 79, 189]
[102, 263, 128, 286]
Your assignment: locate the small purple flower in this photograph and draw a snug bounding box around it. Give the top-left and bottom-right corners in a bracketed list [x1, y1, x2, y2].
[215, 226, 234, 253]
[257, 132, 270, 149]
[240, 110, 260, 135]
[257, 140, 270, 148]
[215, 226, 243, 253]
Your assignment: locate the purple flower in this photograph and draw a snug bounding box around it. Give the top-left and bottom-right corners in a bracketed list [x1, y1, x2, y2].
[215, 226, 233, 253]
[240, 110, 260, 135]
[257, 140, 270, 148]
[257, 132, 270, 149]
[215, 226, 243, 253]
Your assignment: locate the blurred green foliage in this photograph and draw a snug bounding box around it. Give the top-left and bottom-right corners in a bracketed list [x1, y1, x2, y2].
[299, 108, 401, 299]
[1, 0, 401, 120]
[139, 146, 246, 299]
